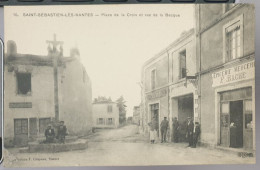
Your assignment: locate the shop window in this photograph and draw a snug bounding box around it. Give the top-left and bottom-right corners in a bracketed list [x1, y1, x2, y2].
[221, 103, 229, 128]
[39, 118, 51, 134]
[151, 69, 156, 90]
[245, 100, 253, 129]
[107, 118, 114, 125]
[14, 119, 28, 135]
[17, 72, 31, 95]
[179, 50, 186, 79]
[98, 118, 104, 125]
[107, 105, 113, 113]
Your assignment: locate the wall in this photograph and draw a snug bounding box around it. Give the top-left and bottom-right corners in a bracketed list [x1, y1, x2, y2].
[59, 57, 93, 135]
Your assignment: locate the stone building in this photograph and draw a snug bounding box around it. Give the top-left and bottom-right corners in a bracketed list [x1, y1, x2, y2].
[195, 4, 255, 151]
[92, 99, 119, 129]
[4, 38, 92, 147]
[140, 29, 196, 140]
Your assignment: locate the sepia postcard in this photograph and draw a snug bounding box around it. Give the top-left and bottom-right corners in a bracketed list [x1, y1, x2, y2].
[2, 4, 255, 167]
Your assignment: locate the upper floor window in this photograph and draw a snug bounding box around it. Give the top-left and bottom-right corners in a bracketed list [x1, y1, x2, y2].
[223, 15, 243, 63]
[179, 50, 186, 79]
[151, 69, 156, 90]
[107, 105, 113, 113]
[17, 72, 31, 95]
[226, 24, 241, 61]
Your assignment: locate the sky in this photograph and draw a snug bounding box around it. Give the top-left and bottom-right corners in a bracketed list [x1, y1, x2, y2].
[4, 5, 195, 116]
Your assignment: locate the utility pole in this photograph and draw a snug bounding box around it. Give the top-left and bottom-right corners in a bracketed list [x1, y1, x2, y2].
[46, 34, 63, 123]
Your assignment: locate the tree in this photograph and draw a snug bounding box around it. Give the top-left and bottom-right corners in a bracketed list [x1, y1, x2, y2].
[116, 96, 127, 125]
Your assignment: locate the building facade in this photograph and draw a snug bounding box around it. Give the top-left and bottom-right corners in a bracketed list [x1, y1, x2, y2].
[4, 40, 93, 147]
[92, 101, 119, 129]
[141, 29, 196, 140]
[196, 4, 255, 151]
[140, 4, 255, 152]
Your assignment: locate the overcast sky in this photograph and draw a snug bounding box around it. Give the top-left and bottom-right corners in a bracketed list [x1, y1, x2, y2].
[4, 5, 195, 116]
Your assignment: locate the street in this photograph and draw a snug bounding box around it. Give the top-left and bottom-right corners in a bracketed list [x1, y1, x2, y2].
[5, 125, 255, 167]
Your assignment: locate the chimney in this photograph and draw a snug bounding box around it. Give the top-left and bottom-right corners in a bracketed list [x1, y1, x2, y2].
[7, 40, 17, 57]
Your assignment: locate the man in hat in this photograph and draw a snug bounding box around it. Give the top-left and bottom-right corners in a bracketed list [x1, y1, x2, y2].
[160, 117, 169, 143]
[57, 121, 67, 144]
[172, 117, 180, 143]
[192, 122, 201, 148]
[186, 117, 194, 147]
[45, 124, 55, 143]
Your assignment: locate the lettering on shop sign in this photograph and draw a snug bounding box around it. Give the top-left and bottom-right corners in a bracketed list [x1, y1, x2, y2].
[212, 61, 255, 87]
[9, 102, 32, 108]
[146, 89, 167, 100]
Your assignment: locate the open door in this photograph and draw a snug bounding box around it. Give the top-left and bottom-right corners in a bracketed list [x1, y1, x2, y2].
[220, 102, 229, 147]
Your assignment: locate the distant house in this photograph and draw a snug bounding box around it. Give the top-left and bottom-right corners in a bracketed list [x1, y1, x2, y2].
[92, 99, 119, 129]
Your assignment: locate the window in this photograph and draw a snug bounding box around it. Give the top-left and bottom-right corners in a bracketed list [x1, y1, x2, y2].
[245, 100, 253, 129]
[17, 72, 31, 95]
[14, 119, 28, 135]
[107, 105, 113, 113]
[223, 15, 243, 63]
[98, 118, 104, 125]
[107, 118, 114, 125]
[39, 118, 51, 134]
[151, 69, 156, 90]
[179, 50, 186, 79]
[226, 24, 241, 61]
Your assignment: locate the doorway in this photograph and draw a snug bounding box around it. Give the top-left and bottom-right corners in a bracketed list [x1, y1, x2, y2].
[150, 103, 159, 136]
[230, 100, 243, 148]
[14, 119, 28, 147]
[177, 94, 194, 142]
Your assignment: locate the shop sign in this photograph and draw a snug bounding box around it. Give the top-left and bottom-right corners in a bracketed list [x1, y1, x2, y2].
[9, 102, 32, 108]
[146, 88, 167, 100]
[212, 61, 255, 87]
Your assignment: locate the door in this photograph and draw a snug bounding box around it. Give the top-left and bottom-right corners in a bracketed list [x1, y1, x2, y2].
[220, 102, 229, 147]
[244, 100, 253, 149]
[230, 100, 243, 148]
[29, 118, 38, 140]
[14, 119, 28, 147]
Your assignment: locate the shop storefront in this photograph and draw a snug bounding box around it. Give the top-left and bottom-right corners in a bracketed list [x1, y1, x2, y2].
[212, 60, 255, 150]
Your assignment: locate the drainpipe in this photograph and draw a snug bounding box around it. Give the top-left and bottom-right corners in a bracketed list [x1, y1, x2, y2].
[166, 49, 171, 141]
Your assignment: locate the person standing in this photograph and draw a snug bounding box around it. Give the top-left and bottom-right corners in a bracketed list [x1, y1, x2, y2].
[57, 121, 67, 144]
[148, 116, 158, 144]
[160, 117, 169, 143]
[44, 124, 55, 143]
[192, 122, 201, 148]
[186, 117, 194, 147]
[172, 117, 180, 143]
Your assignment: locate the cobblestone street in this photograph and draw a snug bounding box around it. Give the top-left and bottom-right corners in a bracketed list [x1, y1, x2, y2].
[5, 125, 255, 167]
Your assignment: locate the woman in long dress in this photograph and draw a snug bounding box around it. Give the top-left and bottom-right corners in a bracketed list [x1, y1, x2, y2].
[148, 117, 157, 144]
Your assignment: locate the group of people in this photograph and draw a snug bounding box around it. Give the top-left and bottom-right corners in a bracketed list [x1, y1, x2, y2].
[44, 120, 68, 144]
[148, 116, 201, 148]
